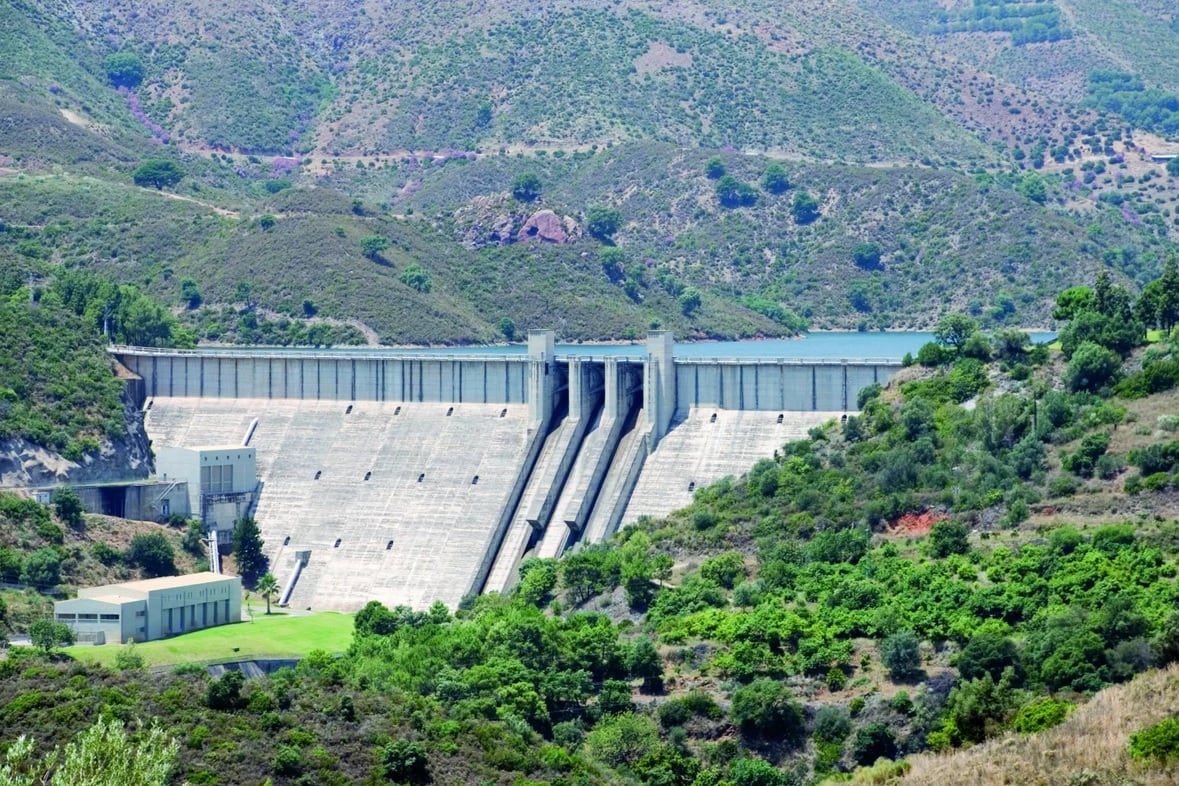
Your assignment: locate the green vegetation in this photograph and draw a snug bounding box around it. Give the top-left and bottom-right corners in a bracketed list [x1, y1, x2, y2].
[67, 612, 353, 667]
[931, 0, 1070, 45]
[1086, 71, 1179, 139]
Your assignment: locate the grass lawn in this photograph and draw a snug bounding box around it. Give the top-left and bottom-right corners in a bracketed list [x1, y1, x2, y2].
[65, 611, 354, 668]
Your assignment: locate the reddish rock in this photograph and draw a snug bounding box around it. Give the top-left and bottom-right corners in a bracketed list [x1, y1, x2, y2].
[518, 209, 569, 243]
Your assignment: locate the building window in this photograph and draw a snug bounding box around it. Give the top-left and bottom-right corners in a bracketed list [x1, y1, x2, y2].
[79, 613, 98, 622]
[135, 610, 145, 617]
[100, 614, 119, 621]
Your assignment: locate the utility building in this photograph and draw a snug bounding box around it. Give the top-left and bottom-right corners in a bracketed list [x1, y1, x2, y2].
[54, 572, 241, 644]
[156, 445, 257, 532]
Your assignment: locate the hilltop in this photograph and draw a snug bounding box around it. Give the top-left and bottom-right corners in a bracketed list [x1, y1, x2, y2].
[0, 0, 1178, 343]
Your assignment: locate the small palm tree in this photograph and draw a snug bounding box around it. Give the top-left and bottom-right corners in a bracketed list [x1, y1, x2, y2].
[256, 573, 279, 615]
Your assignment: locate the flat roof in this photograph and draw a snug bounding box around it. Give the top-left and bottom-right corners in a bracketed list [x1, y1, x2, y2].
[112, 571, 238, 592]
[58, 593, 141, 608]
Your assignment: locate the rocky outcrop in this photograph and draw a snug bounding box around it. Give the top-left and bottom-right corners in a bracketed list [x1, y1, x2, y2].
[517, 209, 571, 243]
[456, 195, 581, 249]
[0, 395, 152, 488]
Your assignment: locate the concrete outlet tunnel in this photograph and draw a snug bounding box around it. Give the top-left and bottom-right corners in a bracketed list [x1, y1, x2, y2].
[115, 332, 900, 612]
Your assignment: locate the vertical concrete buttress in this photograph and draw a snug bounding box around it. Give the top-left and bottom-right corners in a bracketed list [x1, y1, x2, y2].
[644, 331, 675, 444]
[527, 330, 557, 427]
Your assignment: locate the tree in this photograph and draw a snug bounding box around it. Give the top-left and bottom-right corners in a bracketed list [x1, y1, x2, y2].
[498, 317, 517, 341]
[791, 190, 820, 224]
[179, 278, 202, 309]
[510, 173, 542, 202]
[959, 631, 1022, 683]
[380, 740, 430, 784]
[624, 637, 663, 692]
[716, 175, 758, 208]
[51, 487, 84, 528]
[204, 670, 245, 711]
[879, 630, 922, 681]
[104, 52, 145, 88]
[29, 618, 74, 655]
[21, 548, 61, 587]
[257, 573, 279, 615]
[232, 517, 266, 585]
[704, 157, 726, 179]
[360, 235, 391, 262]
[678, 287, 702, 317]
[126, 533, 176, 578]
[586, 713, 660, 767]
[933, 313, 978, 350]
[760, 164, 790, 194]
[852, 242, 882, 270]
[1052, 286, 1095, 320]
[131, 160, 184, 190]
[729, 679, 804, 740]
[0, 716, 179, 786]
[1064, 341, 1122, 393]
[851, 723, 897, 765]
[929, 519, 970, 557]
[1168, 157, 1179, 177]
[399, 263, 432, 293]
[585, 206, 622, 241]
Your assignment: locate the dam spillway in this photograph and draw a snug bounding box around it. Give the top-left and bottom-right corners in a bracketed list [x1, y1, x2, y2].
[115, 332, 901, 611]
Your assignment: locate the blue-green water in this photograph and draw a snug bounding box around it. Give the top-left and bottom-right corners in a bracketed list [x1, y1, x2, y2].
[378, 331, 1055, 361]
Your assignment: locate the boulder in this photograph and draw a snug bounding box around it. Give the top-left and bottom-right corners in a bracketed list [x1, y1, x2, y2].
[518, 209, 569, 243]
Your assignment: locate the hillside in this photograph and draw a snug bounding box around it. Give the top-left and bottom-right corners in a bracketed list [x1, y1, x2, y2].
[5, 291, 1179, 783]
[1, 1, 1179, 341]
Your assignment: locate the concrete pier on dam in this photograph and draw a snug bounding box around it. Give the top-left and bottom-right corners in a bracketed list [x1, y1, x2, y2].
[114, 333, 901, 612]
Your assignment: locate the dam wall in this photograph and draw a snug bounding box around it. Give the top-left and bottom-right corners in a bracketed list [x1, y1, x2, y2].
[115, 333, 902, 611]
[118, 348, 530, 405]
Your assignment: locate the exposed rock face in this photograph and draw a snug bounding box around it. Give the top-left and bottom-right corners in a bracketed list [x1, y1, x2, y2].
[517, 209, 569, 243]
[456, 195, 581, 248]
[0, 396, 152, 488]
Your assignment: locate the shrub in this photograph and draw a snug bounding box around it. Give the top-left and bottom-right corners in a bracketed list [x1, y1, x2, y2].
[928, 520, 969, 557]
[126, 532, 177, 577]
[104, 51, 144, 87]
[880, 630, 922, 681]
[51, 487, 84, 527]
[586, 206, 622, 241]
[511, 173, 542, 202]
[380, 739, 430, 783]
[791, 191, 820, 224]
[273, 745, 303, 777]
[1064, 341, 1122, 393]
[851, 723, 897, 765]
[852, 242, 883, 270]
[205, 670, 245, 711]
[812, 706, 851, 743]
[761, 164, 790, 194]
[1011, 697, 1073, 734]
[1129, 718, 1179, 761]
[700, 551, 747, 589]
[705, 157, 726, 179]
[729, 679, 804, 740]
[586, 713, 659, 767]
[730, 757, 788, 786]
[21, 548, 61, 587]
[399, 264, 432, 293]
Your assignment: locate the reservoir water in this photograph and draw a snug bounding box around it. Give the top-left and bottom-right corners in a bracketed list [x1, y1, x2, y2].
[364, 331, 1055, 361]
[182, 331, 1054, 361]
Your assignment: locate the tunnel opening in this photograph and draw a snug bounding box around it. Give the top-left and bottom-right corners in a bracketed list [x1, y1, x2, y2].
[99, 487, 126, 518]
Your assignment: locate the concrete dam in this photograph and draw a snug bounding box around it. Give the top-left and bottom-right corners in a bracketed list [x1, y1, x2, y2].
[115, 332, 901, 612]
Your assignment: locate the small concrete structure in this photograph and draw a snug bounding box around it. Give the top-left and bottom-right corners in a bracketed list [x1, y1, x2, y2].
[71, 479, 190, 521]
[54, 571, 241, 644]
[156, 446, 257, 532]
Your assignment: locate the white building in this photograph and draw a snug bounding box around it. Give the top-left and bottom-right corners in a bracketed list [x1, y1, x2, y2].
[156, 445, 257, 532]
[54, 572, 242, 644]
